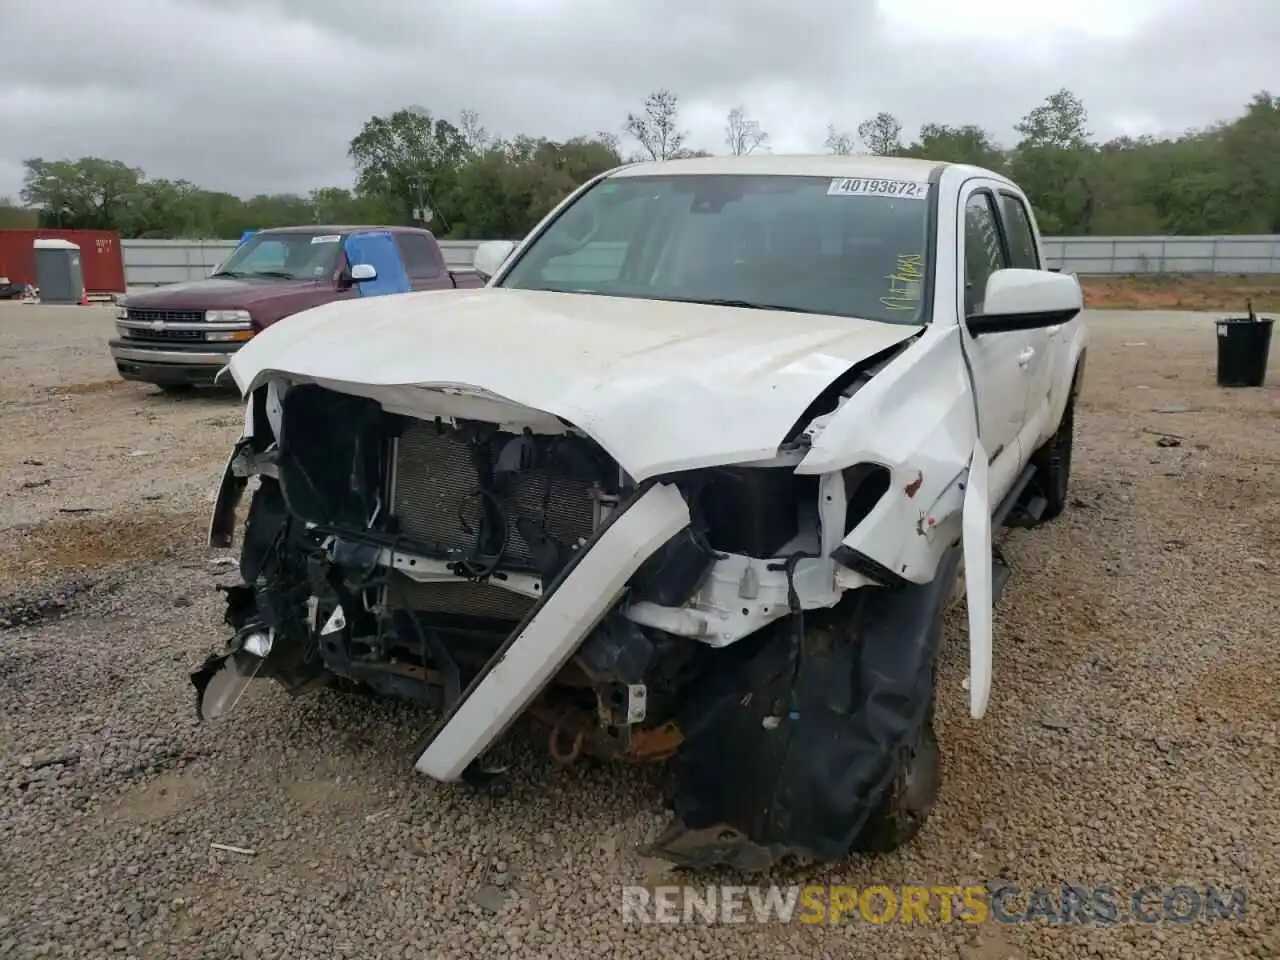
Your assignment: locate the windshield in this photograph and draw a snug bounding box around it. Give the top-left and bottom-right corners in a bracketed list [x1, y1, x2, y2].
[214, 231, 344, 280]
[498, 174, 932, 324]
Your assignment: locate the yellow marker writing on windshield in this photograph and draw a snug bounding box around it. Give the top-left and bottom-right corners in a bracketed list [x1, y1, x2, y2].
[881, 253, 924, 311]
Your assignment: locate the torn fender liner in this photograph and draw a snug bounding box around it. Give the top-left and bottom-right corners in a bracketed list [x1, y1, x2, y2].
[207, 440, 249, 549]
[649, 545, 962, 871]
[415, 481, 692, 782]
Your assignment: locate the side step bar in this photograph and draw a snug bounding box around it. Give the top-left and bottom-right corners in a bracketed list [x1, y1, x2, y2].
[992, 546, 1013, 608]
[992, 463, 1036, 531]
[987, 462, 1042, 607]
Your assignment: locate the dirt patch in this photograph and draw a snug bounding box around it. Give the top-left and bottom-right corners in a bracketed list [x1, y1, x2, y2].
[1186, 658, 1280, 725]
[52, 379, 132, 397]
[107, 770, 209, 824]
[0, 508, 205, 577]
[282, 776, 375, 814]
[1081, 274, 1280, 311]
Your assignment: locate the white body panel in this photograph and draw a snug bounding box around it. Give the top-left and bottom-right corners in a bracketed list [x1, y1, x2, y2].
[228, 287, 919, 481]
[216, 155, 1086, 760]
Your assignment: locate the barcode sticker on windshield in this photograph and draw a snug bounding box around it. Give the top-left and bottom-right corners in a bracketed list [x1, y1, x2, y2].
[827, 178, 930, 200]
[311, 234, 341, 244]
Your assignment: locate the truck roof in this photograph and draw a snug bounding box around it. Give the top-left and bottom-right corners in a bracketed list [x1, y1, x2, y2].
[257, 225, 437, 236]
[607, 154, 1005, 184]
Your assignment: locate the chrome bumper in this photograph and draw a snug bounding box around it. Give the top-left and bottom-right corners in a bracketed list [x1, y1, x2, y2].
[108, 345, 235, 366]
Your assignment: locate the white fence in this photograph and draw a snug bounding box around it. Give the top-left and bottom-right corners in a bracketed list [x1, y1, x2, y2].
[1042, 236, 1280, 275]
[121, 235, 1280, 289]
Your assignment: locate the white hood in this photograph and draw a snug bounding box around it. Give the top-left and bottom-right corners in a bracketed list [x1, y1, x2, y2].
[230, 288, 919, 480]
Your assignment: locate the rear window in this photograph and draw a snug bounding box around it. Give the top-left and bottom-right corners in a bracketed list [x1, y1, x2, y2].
[395, 233, 442, 280]
[998, 194, 1040, 269]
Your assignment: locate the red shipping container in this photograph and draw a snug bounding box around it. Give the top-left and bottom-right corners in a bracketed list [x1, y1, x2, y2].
[0, 229, 126, 294]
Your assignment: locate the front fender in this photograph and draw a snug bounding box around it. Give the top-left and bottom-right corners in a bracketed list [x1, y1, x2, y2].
[797, 326, 976, 585]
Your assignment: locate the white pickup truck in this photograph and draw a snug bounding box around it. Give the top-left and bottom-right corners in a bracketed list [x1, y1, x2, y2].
[195, 155, 1086, 871]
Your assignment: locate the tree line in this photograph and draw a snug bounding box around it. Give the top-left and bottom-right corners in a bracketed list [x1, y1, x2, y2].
[4, 88, 1278, 240]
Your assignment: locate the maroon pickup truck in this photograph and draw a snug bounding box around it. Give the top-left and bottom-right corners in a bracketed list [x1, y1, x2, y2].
[109, 225, 483, 391]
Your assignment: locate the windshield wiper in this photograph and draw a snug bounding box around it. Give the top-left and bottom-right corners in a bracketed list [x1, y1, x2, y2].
[655, 296, 812, 313]
[243, 270, 296, 279]
[210, 270, 244, 278]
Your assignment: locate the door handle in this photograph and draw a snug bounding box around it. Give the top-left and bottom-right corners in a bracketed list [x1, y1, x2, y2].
[1017, 347, 1035, 368]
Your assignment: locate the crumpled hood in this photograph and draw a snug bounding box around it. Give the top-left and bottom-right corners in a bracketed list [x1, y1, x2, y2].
[229, 287, 920, 479]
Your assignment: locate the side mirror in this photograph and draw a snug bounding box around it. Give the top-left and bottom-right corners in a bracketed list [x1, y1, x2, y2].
[966, 268, 1082, 336]
[473, 240, 516, 281]
[350, 263, 377, 283]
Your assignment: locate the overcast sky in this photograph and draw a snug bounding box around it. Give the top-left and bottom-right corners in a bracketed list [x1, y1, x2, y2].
[2, 0, 1273, 200]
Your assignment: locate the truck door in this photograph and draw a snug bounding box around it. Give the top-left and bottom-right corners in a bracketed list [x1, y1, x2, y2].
[342, 232, 412, 298]
[956, 183, 1039, 507]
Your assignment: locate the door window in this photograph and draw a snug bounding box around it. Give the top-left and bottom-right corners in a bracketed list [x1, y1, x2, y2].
[963, 193, 1009, 315]
[395, 233, 442, 280]
[998, 193, 1040, 269]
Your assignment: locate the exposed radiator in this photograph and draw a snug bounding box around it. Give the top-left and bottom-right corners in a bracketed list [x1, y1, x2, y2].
[391, 421, 598, 570]
[385, 575, 535, 622]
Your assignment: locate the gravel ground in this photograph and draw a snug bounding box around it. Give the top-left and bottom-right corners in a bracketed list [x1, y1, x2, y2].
[1, 303, 1277, 959]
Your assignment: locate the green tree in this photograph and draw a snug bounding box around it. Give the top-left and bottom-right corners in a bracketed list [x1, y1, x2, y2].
[348, 106, 470, 229]
[1009, 89, 1096, 234]
[0, 197, 38, 228]
[21, 158, 142, 228]
[450, 135, 621, 239]
[1218, 91, 1280, 231]
[905, 124, 1007, 170]
[858, 112, 903, 156]
[11, 91, 1280, 241]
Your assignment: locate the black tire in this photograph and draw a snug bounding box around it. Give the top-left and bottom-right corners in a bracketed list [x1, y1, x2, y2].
[853, 697, 941, 854]
[1030, 394, 1074, 522]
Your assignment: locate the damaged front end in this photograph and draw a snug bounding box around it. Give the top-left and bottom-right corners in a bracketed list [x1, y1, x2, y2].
[197, 342, 972, 871]
[197, 380, 721, 776]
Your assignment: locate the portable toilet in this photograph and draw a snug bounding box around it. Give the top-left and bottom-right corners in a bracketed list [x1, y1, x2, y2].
[33, 238, 85, 304]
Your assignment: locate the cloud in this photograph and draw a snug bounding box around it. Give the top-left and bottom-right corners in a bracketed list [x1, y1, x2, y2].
[1, 0, 1275, 198]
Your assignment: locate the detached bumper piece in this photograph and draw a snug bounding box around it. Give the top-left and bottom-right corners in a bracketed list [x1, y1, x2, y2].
[644, 546, 962, 872]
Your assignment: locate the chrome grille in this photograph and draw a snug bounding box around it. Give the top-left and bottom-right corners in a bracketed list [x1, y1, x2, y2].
[127, 308, 205, 325]
[391, 422, 597, 569]
[386, 575, 535, 621]
[126, 327, 204, 341]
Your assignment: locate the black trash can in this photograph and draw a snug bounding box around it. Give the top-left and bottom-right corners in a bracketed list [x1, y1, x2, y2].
[1215, 314, 1273, 387]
